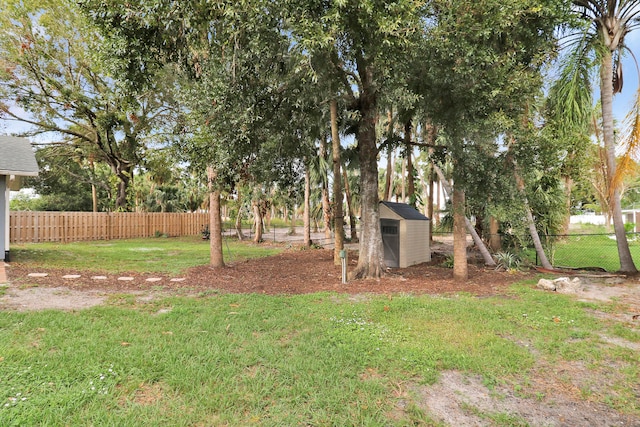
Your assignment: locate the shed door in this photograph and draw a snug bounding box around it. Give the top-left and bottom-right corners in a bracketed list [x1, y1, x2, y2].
[381, 219, 400, 268]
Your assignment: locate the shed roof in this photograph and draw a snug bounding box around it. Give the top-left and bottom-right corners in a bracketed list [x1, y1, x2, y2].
[0, 135, 39, 176]
[380, 201, 429, 221]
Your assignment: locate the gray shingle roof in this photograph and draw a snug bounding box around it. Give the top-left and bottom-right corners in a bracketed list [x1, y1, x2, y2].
[380, 201, 429, 220]
[0, 135, 39, 176]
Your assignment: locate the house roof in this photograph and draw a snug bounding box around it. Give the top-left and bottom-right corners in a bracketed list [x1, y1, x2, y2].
[380, 201, 429, 221]
[0, 135, 39, 176]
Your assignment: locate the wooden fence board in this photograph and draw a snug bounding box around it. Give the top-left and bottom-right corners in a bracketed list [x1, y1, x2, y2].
[9, 212, 209, 244]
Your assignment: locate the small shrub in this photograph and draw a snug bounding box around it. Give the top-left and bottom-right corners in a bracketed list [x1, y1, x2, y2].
[441, 254, 454, 268]
[494, 251, 521, 271]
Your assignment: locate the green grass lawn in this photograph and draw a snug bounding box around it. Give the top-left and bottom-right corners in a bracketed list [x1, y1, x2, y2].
[2, 238, 640, 424]
[0, 285, 639, 425]
[10, 236, 282, 274]
[551, 234, 635, 271]
[521, 233, 640, 272]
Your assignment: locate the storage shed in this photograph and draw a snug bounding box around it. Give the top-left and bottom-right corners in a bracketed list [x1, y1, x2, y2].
[0, 135, 39, 261]
[379, 201, 430, 268]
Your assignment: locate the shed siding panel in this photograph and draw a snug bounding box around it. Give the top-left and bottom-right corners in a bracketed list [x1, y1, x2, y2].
[399, 220, 430, 268]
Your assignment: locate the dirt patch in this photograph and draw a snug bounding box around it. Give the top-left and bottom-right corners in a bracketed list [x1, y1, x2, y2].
[408, 370, 638, 426]
[0, 286, 108, 311]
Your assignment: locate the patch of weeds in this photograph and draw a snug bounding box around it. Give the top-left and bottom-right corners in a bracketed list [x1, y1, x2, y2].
[461, 402, 528, 427]
[81, 364, 121, 396]
[105, 294, 137, 307]
[0, 285, 7, 296]
[569, 329, 591, 340]
[329, 310, 395, 348]
[487, 412, 529, 427]
[578, 301, 603, 310]
[18, 283, 39, 290]
[1, 365, 33, 410]
[1, 360, 121, 424]
[195, 289, 220, 298]
[611, 323, 640, 343]
[403, 402, 443, 426]
[580, 385, 595, 400]
[441, 255, 454, 268]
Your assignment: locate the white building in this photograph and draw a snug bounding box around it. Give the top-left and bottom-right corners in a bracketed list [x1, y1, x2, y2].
[0, 135, 39, 261]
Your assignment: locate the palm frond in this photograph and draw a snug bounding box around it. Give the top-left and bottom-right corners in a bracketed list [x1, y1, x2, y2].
[548, 30, 596, 133]
[616, 85, 640, 196]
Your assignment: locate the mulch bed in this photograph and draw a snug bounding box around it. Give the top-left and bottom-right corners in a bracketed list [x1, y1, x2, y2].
[6, 247, 533, 296]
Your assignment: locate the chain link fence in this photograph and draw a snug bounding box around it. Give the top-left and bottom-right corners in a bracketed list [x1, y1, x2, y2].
[433, 231, 640, 272]
[218, 224, 640, 272]
[527, 233, 640, 272]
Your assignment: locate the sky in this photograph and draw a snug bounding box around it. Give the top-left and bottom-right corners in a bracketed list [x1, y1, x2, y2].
[611, 30, 640, 125]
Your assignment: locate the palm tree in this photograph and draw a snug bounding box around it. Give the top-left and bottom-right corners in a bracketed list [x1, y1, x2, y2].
[555, 0, 640, 273]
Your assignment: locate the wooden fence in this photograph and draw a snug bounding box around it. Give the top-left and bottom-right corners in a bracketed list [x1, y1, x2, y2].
[9, 211, 210, 244]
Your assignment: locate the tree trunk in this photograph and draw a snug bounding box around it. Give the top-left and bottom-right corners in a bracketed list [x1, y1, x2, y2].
[343, 168, 358, 242]
[303, 162, 311, 247]
[235, 190, 246, 240]
[207, 167, 224, 268]
[600, 50, 637, 273]
[401, 155, 406, 203]
[525, 203, 553, 270]
[404, 120, 415, 205]
[320, 136, 332, 239]
[114, 166, 132, 211]
[513, 166, 553, 270]
[427, 168, 434, 241]
[91, 184, 98, 213]
[289, 204, 296, 235]
[351, 63, 384, 279]
[322, 185, 332, 238]
[383, 109, 393, 201]
[407, 152, 414, 204]
[88, 157, 99, 212]
[330, 98, 344, 265]
[435, 179, 441, 226]
[489, 216, 501, 252]
[463, 217, 496, 267]
[426, 123, 438, 229]
[453, 186, 468, 281]
[562, 176, 573, 235]
[267, 205, 273, 230]
[434, 165, 495, 267]
[252, 199, 263, 243]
